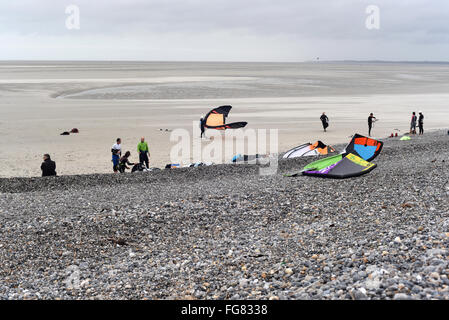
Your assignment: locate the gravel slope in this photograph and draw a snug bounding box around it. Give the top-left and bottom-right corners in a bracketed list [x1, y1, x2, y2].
[0, 131, 448, 300]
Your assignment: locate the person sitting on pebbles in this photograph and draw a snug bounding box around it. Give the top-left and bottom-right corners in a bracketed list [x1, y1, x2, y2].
[118, 151, 135, 173]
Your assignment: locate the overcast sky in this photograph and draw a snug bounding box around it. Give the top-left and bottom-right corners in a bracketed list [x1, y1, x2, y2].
[1, 0, 448, 61]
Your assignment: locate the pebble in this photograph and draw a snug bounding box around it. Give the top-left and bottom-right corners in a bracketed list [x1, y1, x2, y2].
[393, 293, 413, 300]
[352, 289, 367, 300]
[285, 268, 293, 275]
[429, 272, 440, 280]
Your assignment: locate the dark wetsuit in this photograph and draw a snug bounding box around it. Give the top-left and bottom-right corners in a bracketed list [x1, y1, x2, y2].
[320, 115, 329, 132]
[41, 159, 56, 177]
[418, 114, 424, 135]
[137, 142, 149, 169]
[118, 156, 134, 173]
[200, 118, 205, 138]
[368, 116, 376, 136]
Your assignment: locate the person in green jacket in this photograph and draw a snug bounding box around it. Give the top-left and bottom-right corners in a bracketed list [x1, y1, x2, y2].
[137, 137, 150, 168]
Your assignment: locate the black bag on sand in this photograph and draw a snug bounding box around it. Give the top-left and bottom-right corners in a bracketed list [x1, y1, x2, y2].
[132, 163, 145, 173]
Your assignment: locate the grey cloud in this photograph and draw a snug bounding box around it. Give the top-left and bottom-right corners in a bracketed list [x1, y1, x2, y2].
[0, 0, 448, 60]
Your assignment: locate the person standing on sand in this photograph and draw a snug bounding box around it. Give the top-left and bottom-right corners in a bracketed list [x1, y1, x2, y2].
[410, 112, 418, 135]
[200, 117, 205, 139]
[111, 138, 122, 173]
[320, 112, 329, 132]
[137, 137, 150, 169]
[418, 111, 424, 135]
[41, 154, 56, 177]
[368, 113, 376, 137]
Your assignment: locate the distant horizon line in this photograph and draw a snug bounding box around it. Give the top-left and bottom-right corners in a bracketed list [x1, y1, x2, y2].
[1, 59, 449, 64]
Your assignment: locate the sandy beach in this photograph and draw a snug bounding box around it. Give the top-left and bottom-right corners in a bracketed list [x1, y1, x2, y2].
[1, 61, 449, 178]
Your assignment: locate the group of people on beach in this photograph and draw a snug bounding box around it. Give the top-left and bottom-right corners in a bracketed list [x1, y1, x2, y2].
[319, 112, 378, 136]
[111, 137, 151, 173]
[410, 111, 425, 135]
[40, 111, 426, 177]
[320, 111, 424, 137]
[40, 137, 152, 176]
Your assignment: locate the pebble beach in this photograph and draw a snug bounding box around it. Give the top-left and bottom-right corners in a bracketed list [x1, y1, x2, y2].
[0, 130, 448, 300]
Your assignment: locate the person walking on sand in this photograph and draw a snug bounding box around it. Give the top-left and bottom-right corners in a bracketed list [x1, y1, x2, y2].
[118, 151, 135, 173]
[410, 112, 417, 135]
[137, 137, 150, 169]
[368, 113, 376, 137]
[41, 154, 57, 177]
[418, 111, 424, 135]
[200, 117, 206, 139]
[111, 138, 122, 173]
[320, 112, 329, 132]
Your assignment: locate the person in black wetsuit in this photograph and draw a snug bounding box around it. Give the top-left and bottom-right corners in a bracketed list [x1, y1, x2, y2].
[320, 112, 329, 132]
[118, 151, 135, 173]
[200, 117, 205, 139]
[368, 113, 376, 137]
[418, 111, 424, 135]
[41, 154, 57, 177]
